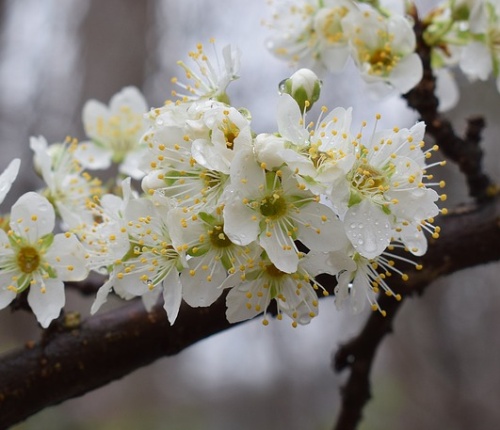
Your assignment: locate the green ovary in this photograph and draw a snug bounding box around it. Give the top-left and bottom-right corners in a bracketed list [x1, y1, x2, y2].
[259, 193, 287, 219]
[209, 224, 232, 248]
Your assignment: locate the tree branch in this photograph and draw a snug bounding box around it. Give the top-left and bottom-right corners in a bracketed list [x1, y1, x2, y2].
[0, 196, 498, 429]
[0, 294, 234, 428]
[332, 197, 500, 430]
[404, 11, 495, 203]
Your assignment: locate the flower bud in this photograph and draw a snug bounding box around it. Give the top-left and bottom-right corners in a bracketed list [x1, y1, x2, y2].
[279, 68, 321, 111]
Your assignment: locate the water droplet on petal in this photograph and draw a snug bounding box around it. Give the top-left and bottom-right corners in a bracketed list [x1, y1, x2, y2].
[278, 78, 287, 95]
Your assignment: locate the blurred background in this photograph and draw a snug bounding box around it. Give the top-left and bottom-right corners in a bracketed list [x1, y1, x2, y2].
[0, 0, 499, 429]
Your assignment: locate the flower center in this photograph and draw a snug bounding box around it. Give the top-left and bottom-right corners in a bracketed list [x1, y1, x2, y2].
[209, 224, 232, 248]
[317, 7, 349, 45]
[259, 193, 287, 219]
[265, 263, 285, 278]
[201, 170, 223, 189]
[17, 246, 41, 274]
[351, 164, 388, 194]
[367, 44, 400, 76]
[219, 116, 240, 149]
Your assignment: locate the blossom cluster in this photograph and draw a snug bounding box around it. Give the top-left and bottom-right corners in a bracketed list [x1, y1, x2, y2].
[0, 41, 445, 329]
[265, 0, 500, 109]
[265, 0, 423, 97]
[423, 0, 500, 107]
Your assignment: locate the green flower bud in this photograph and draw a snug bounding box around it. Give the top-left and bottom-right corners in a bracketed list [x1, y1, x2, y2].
[279, 68, 322, 111]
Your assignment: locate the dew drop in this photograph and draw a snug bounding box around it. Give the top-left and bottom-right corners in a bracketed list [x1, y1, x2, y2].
[357, 239, 364, 245]
[349, 223, 356, 229]
[357, 223, 364, 229]
[278, 78, 287, 95]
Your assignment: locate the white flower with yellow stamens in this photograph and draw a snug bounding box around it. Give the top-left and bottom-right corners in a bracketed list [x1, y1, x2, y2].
[343, 9, 423, 96]
[30, 136, 103, 229]
[0, 192, 88, 328]
[190, 101, 253, 174]
[171, 40, 240, 104]
[223, 149, 347, 274]
[141, 123, 229, 210]
[80, 86, 148, 179]
[265, 0, 355, 72]
[263, 93, 355, 194]
[91, 196, 186, 324]
[71, 178, 133, 274]
[223, 251, 347, 327]
[329, 117, 442, 259]
[168, 206, 260, 307]
[334, 242, 423, 315]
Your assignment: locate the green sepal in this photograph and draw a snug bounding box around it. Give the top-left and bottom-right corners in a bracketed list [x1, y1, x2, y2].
[39, 233, 54, 249]
[198, 211, 217, 226]
[348, 191, 362, 208]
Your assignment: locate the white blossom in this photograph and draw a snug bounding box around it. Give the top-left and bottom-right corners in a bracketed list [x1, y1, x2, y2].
[0, 192, 88, 328]
[80, 86, 149, 179]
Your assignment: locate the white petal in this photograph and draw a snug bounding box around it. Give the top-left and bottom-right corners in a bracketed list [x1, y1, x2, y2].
[435, 68, 460, 112]
[350, 270, 368, 314]
[345, 200, 391, 259]
[223, 198, 259, 246]
[277, 94, 309, 144]
[45, 234, 88, 281]
[181, 257, 225, 307]
[73, 141, 112, 170]
[296, 203, 348, 252]
[141, 287, 161, 311]
[253, 133, 287, 170]
[301, 250, 356, 277]
[28, 277, 65, 328]
[82, 100, 109, 140]
[259, 224, 298, 273]
[229, 149, 264, 196]
[0, 158, 20, 205]
[192, 138, 231, 174]
[390, 187, 440, 221]
[460, 42, 492, 81]
[162, 269, 183, 325]
[10, 192, 55, 242]
[225, 282, 261, 323]
[109, 86, 148, 114]
[90, 277, 114, 314]
[119, 148, 148, 180]
[390, 53, 423, 94]
[334, 270, 352, 309]
[397, 223, 428, 256]
[30, 136, 54, 190]
[0, 273, 17, 309]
